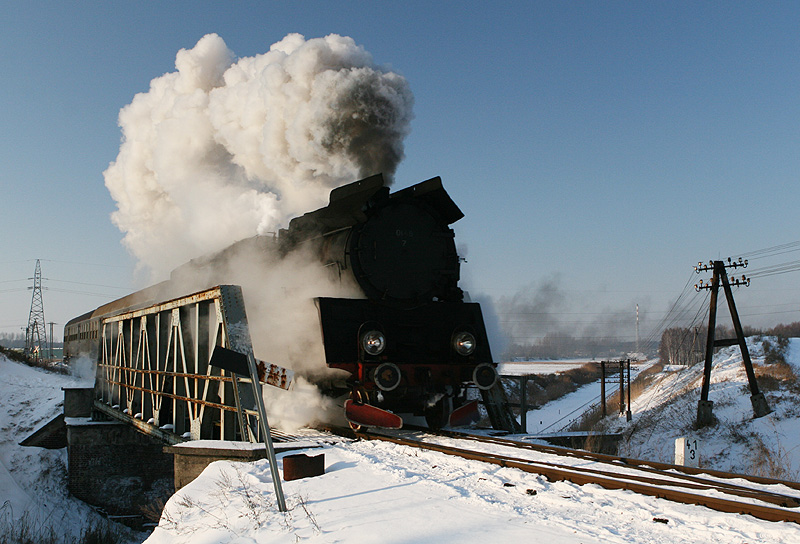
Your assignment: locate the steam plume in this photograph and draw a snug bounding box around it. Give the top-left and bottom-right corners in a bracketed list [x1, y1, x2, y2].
[497, 275, 645, 359]
[104, 33, 413, 279]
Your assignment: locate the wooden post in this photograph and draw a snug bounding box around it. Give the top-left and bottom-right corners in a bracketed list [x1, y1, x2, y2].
[697, 262, 721, 426]
[626, 359, 632, 422]
[720, 270, 771, 418]
[520, 375, 528, 433]
[696, 260, 771, 426]
[600, 361, 606, 417]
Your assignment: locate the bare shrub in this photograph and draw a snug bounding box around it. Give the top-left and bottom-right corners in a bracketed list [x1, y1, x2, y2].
[748, 436, 799, 481]
[762, 336, 790, 366]
[0, 501, 128, 544]
[754, 344, 797, 392]
[140, 498, 167, 525]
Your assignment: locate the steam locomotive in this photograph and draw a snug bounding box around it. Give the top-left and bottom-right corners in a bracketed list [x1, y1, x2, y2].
[64, 174, 497, 429]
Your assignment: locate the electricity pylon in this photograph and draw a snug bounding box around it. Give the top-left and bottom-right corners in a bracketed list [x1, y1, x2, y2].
[25, 259, 48, 360]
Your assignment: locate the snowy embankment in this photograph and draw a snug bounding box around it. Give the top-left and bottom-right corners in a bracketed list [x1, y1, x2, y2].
[144, 435, 800, 544]
[0, 355, 142, 542]
[607, 338, 800, 478]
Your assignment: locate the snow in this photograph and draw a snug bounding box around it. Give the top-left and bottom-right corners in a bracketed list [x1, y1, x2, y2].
[0, 355, 143, 542]
[142, 437, 800, 544]
[606, 338, 800, 479]
[498, 360, 595, 376]
[518, 363, 651, 434]
[4, 339, 800, 543]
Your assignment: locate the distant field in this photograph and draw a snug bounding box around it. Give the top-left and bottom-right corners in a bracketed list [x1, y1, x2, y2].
[498, 360, 595, 376]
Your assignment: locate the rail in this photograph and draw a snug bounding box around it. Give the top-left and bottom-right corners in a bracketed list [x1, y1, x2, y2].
[327, 426, 800, 524]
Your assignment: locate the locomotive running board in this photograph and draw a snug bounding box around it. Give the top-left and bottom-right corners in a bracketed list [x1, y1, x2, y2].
[344, 400, 403, 429]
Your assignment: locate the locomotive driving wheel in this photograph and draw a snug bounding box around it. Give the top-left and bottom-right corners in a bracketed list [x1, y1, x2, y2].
[424, 397, 452, 430]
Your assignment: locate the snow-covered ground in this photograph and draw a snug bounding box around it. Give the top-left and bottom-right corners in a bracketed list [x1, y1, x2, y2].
[3, 338, 800, 543]
[143, 435, 800, 544]
[607, 338, 800, 478]
[522, 379, 607, 434]
[0, 356, 144, 542]
[513, 363, 651, 434]
[498, 360, 594, 376]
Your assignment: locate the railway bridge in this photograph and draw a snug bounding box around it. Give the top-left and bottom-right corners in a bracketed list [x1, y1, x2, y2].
[47, 285, 303, 522]
[26, 283, 517, 523]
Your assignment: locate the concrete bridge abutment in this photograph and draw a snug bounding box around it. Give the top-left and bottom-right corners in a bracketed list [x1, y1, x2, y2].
[63, 388, 174, 518]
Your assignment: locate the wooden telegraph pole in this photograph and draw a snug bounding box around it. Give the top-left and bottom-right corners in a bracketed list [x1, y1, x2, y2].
[694, 258, 771, 427]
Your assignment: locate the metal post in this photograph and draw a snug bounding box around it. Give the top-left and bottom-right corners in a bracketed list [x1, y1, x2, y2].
[520, 375, 528, 433]
[247, 353, 287, 512]
[49, 322, 55, 360]
[618, 359, 625, 415]
[600, 361, 606, 417]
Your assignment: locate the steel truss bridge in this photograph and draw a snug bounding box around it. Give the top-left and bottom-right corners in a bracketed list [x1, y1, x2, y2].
[93, 285, 272, 445]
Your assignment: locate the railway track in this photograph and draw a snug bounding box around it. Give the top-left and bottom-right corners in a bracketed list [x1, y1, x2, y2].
[327, 425, 800, 524]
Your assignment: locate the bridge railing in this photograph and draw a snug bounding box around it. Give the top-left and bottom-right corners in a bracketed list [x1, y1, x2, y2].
[96, 285, 261, 442]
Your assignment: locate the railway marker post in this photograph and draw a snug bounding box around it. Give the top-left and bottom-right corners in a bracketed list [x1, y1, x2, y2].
[674, 437, 700, 467]
[211, 345, 287, 512]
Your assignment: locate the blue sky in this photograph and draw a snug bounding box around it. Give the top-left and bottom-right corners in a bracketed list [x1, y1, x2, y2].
[2, 2, 800, 349]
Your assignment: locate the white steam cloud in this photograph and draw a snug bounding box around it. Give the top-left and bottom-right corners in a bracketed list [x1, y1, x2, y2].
[104, 33, 413, 279]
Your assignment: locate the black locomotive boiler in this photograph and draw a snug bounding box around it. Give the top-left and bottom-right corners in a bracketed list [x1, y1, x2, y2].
[65, 174, 498, 429]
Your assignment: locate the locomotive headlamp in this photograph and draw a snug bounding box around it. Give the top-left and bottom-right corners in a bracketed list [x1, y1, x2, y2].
[361, 330, 386, 356]
[452, 331, 476, 356]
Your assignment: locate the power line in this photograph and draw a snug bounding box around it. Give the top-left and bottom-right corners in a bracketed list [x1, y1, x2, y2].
[39, 258, 129, 269]
[747, 261, 800, 279]
[739, 240, 800, 260]
[47, 287, 120, 298]
[47, 278, 129, 290]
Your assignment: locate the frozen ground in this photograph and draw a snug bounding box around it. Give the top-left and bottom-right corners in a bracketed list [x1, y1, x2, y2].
[606, 338, 800, 478]
[513, 363, 651, 434]
[3, 338, 800, 543]
[498, 360, 594, 376]
[0, 356, 144, 542]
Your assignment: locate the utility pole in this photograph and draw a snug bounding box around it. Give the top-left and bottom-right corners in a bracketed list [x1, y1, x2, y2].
[48, 321, 56, 360]
[599, 359, 632, 421]
[25, 259, 48, 359]
[636, 304, 640, 355]
[694, 258, 771, 426]
[600, 361, 606, 417]
[626, 359, 632, 422]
